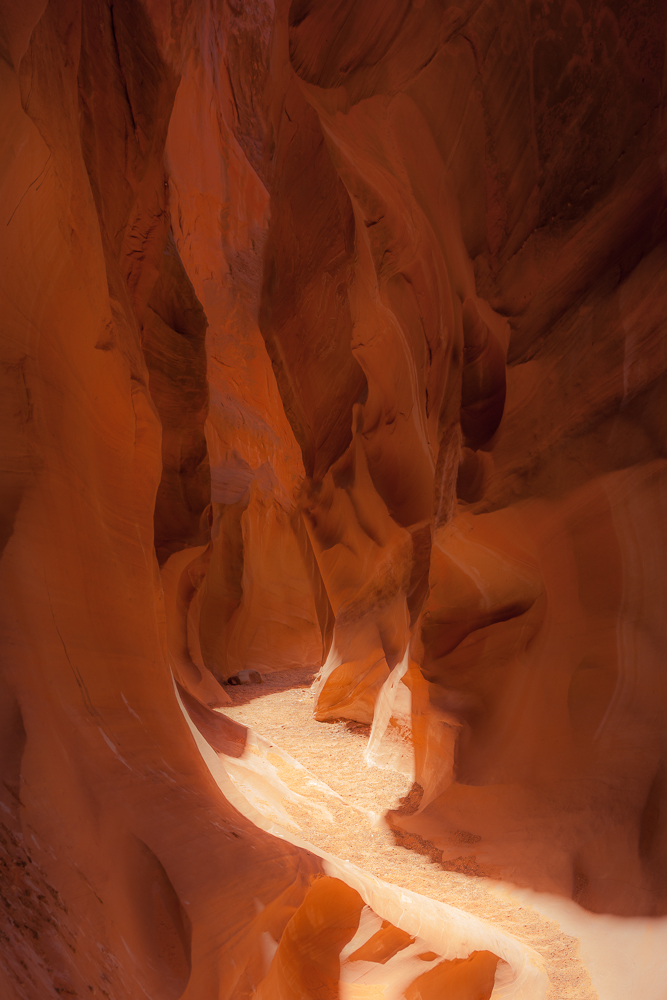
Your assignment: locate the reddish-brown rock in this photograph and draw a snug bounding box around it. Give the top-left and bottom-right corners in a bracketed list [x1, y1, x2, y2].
[1, 0, 667, 996]
[264, 0, 667, 919]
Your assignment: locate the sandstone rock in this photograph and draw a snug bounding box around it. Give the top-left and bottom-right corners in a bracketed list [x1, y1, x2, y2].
[1, 0, 666, 997]
[228, 669, 263, 686]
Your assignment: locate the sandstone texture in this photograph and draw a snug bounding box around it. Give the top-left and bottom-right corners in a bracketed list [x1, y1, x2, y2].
[0, 0, 665, 997]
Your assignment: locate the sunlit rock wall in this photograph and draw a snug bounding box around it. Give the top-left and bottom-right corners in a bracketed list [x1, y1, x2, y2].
[0, 2, 329, 997]
[161, 1, 325, 686]
[260, 0, 667, 917]
[0, 0, 666, 996]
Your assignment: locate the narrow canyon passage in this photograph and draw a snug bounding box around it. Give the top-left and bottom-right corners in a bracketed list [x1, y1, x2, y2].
[2, 0, 667, 998]
[216, 672, 598, 999]
[207, 673, 667, 1000]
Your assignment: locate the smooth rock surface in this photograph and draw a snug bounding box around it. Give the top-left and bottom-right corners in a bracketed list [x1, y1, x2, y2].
[1, 0, 666, 996]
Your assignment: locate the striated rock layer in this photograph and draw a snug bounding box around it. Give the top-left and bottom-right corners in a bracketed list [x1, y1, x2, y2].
[0, 0, 665, 997]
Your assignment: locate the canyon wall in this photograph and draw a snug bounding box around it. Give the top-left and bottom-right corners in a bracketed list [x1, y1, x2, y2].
[0, 0, 666, 997]
[262, 0, 667, 918]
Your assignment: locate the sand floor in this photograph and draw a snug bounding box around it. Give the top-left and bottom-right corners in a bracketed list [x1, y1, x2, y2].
[220, 668, 598, 1000]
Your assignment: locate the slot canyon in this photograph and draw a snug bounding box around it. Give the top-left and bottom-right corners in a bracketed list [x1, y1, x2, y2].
[1, 0, 667, 997]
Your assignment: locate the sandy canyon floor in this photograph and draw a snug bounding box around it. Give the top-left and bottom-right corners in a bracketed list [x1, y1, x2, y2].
[219, 669, 602, 1000]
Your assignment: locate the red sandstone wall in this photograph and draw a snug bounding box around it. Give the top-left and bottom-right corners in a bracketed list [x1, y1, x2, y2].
[1, 0, 666, 996]
[262, 0, 667, 917]
[0, 2, 325, 996]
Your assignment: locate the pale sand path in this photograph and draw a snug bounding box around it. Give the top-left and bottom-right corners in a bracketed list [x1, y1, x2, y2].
[219, 669, 598, 1000]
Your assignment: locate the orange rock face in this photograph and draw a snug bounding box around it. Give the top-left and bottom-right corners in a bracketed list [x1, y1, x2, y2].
[265, 0, 667, 919]
[1, 0, 666, 996]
